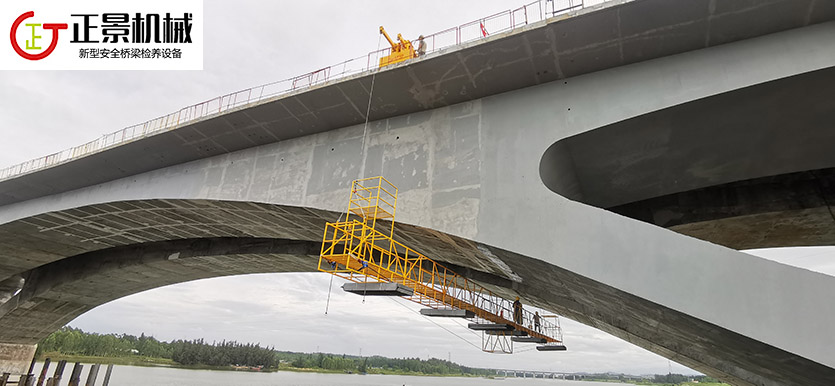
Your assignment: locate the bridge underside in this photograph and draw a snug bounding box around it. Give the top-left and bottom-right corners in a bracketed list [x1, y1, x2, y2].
[0, 199, 831, 386]
[541, 67, 835, 249]
[612, 168, 835, 249]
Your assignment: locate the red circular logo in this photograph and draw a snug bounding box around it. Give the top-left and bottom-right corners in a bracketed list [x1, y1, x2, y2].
[10, 11, 68, 60]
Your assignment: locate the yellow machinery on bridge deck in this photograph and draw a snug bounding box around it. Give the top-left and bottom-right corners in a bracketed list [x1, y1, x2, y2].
[378, 26, 416, 68]
[318, 176, 565, 353]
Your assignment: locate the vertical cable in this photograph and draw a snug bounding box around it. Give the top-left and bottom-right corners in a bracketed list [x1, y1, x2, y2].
[358, 34, 383, 180]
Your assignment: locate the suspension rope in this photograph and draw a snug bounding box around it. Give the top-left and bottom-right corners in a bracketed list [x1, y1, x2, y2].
[388, 297, 482, 350]
[324, 267, 336, 315]
[333, 34, 383, 226]
[358, 33, 383, 181]
[451, 318, 485, 340]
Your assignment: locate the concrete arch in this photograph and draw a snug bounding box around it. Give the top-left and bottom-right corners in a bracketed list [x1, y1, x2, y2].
[0, 199, 529, 344]
[0, 199, 833, 386]
[540, 66, 835, 249]
[0, 237, 321, 344]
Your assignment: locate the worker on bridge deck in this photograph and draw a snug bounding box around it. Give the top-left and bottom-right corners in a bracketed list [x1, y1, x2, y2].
[513, 296, 523, 324]
[417, 35, 427, 56]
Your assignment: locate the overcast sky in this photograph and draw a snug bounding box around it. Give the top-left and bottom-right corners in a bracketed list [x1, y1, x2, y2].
[2, 0, 834, 377]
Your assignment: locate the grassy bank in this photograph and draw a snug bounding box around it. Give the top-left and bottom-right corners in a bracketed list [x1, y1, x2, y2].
[37, 352, 176, 367]
[35, 354, 474, 377]
[36, 353, 275, 373]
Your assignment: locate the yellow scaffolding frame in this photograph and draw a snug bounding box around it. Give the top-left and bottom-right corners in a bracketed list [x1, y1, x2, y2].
[319, 177, 564, 353]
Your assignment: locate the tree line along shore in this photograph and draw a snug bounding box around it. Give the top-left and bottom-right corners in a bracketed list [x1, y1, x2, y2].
[36, 327, 728, 385]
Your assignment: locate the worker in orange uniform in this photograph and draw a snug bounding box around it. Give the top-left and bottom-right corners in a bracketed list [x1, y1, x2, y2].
[417, 35, 427, 56]
[513, 296, 523, 324]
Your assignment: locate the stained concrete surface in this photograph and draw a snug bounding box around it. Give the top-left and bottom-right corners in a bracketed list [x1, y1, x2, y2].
[0, 343, 35, 374]
[611, 168, 835, 249]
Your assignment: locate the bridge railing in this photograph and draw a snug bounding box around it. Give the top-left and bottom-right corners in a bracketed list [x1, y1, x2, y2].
[0, 0, 585, 182]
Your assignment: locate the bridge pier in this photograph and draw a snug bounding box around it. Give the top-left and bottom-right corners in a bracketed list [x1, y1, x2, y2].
[0, 343, 35, 375]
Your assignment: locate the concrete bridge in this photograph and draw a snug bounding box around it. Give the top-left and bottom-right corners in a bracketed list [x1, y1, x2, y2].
[1, 1, 834, 385]
[495, 369, 593, 380]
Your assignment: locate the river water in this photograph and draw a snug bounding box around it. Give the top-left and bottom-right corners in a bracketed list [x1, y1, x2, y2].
[32, 363, 633, 386]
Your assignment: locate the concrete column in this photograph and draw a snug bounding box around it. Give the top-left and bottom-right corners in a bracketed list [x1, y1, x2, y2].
[0, 343, 36, 375]
[101, 364, 114, 386]
[84, 364, 99, 386]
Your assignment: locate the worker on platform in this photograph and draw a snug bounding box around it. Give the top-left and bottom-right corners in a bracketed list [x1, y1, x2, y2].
[417, 35, 427, 56]
[513, 296, 523, 324]
[534, 311, 541, 332]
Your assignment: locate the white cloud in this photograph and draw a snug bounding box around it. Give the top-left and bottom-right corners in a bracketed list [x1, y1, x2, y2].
[71, 272, 694, 374]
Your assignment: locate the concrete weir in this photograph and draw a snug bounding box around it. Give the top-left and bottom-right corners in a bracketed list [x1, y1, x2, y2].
[0, 1, 834, 385]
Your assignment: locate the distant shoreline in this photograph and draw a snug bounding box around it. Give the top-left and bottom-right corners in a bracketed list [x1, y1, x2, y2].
[35, 353, 480, 378]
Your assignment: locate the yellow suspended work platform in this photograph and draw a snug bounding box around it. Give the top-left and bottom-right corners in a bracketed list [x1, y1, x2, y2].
[318, 176, 566, 353]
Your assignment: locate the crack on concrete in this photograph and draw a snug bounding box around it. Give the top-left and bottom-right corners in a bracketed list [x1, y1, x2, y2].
[291, 98, 316, 119]
[334, 84, 366, 119]
[705, 0, 716, 47]
[278, 102, 302, 123]
[617, 8, 624, 63]
[495, 57, 535, 69]
[544, 27, 565, 79]
[461, 54, 498, 86]
[711, 0, 787, 20]
[521, 35, 540, 84]
[437, 61, 466, 88]
[454, 44, 525, 86]
[619, 31, 708, 47]
[558, 19, 706, 56]
[805, 0, 819, 26]
[405, 63, 462, 109]
[454, 52, 477, 89]
[256, 123, 281, 142]
[356, 77, 372, 95]
[434, 183, 480, 194]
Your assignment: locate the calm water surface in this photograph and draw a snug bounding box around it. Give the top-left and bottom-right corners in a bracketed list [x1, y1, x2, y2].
[33, 363, 635, 386]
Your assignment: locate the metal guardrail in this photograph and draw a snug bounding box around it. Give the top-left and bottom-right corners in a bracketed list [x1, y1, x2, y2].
[0, 0, 584, 182]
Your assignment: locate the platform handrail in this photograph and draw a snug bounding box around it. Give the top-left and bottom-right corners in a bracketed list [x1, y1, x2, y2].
[320, 218, 564, 345]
